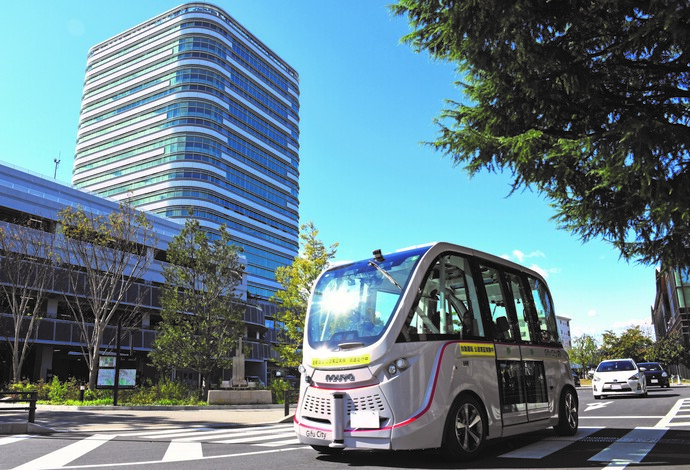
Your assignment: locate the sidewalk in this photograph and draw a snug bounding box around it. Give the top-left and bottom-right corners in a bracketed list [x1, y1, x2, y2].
[0, 404, 294, 435]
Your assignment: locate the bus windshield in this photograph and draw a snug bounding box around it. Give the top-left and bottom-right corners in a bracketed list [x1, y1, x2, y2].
[307, 246, 428, 351]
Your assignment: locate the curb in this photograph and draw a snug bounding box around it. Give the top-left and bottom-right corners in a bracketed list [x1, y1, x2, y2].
[0, 421, 56, 435]
[36, 404, 286, 412]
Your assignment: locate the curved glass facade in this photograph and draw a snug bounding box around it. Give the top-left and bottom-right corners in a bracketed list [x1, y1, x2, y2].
[73, 3, 300, 299]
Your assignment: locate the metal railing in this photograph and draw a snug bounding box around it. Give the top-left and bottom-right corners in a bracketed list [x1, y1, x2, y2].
[0, 391, 37, 423]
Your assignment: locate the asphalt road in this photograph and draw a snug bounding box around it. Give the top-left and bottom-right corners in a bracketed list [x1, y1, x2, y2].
[2, 386, 690, 469]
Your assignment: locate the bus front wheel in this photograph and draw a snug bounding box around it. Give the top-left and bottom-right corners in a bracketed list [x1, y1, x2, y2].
[554, 387, 579, 436]
[442, 394, 487, 461]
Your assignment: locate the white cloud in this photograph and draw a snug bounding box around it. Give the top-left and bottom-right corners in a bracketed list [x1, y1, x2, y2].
[513, 250, 525, 262]
[587, 309, 597, 318]
[529, 263, 549, 279]
[511, 249, 545, 263]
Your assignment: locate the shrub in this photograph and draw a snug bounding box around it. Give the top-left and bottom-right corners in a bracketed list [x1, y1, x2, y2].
[270, 378, 291, 404]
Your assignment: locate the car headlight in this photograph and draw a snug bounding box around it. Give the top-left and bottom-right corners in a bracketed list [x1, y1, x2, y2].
[629, 373, 640, 381]
[593, 375, 601, 382]
[662, 372, 668, 378]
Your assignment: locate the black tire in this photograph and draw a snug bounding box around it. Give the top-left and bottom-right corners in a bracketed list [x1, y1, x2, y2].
[442, 394, 487, 461]
[310, 445, 343, 454]
[554, 387, 578, 436]
[594, 395, 602, 400]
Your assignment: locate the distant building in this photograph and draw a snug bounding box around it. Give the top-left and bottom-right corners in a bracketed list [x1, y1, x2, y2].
[72, 2, 300, 302]
[651, 266, 690, 377]
[0, 161, 273, 385]
[557, 315, 572, 350]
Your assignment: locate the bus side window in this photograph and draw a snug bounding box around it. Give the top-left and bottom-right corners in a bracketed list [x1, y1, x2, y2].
[528, 275, 560, 345]
[479, 264, 516, 342]
[446, 255, 484, 339]
[505, 272, 532, 342]
[402, 254, 484, 341]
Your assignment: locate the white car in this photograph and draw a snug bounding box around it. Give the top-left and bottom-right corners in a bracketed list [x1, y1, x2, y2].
[592, 358, 647, 399]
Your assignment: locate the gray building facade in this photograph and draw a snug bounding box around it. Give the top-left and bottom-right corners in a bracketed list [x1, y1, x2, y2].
[72, 3, 300, 301]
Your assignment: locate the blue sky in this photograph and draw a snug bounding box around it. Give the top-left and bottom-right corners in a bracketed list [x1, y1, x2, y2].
[1, 1, 658, 341]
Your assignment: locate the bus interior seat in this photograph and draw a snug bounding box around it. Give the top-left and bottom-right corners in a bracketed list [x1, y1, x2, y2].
[496, 316, 510, 340]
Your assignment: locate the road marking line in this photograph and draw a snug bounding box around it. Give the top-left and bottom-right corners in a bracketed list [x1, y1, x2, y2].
[580, 416, 663, 419]
[168, 427, 294, 442]
[655, 398, 690, 428]
[12, 433, 116, 470]
[585, 401, 614, 412]
[162, 441, 203, 461]
[120, 423, 292, 438]
[0, 435, 32, 446]
[499, 427, 602, 459]
[255, 438, 302, 447]
[588, 427, 667, 465]
[215, 431, 296, 444]
[113, 426, 215, 437]
[57, 446, 310, 468]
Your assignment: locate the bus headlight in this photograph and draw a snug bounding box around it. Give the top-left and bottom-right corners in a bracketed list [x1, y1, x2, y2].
[387, 358, 409, 376]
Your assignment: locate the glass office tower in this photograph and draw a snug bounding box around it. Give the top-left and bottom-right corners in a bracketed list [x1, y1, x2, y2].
[73, 3, 300, 300]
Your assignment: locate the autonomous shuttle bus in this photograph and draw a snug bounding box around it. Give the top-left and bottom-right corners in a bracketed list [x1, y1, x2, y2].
[294, 242, 578, 461]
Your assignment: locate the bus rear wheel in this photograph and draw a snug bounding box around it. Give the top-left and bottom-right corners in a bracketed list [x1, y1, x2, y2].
[442, 394, 487, 461]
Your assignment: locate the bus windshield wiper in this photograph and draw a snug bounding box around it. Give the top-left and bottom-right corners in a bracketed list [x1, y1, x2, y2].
[368, 260, 402, 290]
[338, 341, 365, 350]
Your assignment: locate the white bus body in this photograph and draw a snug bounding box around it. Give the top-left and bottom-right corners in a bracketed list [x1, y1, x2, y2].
[293, 242, 578, 461]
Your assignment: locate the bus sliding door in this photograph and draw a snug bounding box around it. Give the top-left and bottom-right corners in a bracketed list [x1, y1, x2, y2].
[479, 264, 549, 426]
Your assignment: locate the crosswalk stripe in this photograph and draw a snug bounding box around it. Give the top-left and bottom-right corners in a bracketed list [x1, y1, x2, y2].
[12, 433, 116, 470]
[499, 427, 602, 459]
[588, 428, 667, 464]
[123, 423, 293, 439]
[255, 438, 302, 447]
[656, 399, 690, 428]
[162, 441, 204, 462]
[215, 431, 296, 444]
[115, 426, 216, 437]
[170, 427, 291, 442]
[0, 435, 32, 446]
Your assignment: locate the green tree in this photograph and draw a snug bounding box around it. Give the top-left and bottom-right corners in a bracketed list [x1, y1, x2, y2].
[272, 222, 338, 368]
[391, 1, 690, 266]
[600, 326, 652, 362]
[569, 334, 600, 374]
[58, 203, 156, 390]
[646, 331, 689, 371]
[150, 220, 246, 399]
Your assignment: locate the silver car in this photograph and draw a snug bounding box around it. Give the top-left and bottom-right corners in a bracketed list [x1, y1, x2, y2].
[592, 358, 647, 399]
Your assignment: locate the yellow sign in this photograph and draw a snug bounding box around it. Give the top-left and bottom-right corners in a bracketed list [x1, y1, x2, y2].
[457, 342, 496, 357]
[312, 354, 371, 368]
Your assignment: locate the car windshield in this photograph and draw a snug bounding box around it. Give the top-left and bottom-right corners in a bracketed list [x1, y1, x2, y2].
[306, 246, 428, 351]
[597, 360, 635, 372]
[640, 363, 662, 371]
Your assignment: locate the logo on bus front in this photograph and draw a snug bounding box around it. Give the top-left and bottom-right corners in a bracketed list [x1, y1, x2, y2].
[457, 342, 496, 357]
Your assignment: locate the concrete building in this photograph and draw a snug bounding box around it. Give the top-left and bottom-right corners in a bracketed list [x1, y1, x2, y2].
[651, 266, 690, 378]
[556, 315, 572, 350]
[72, 2, 300, 302]
[0, 161, 274, 385]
